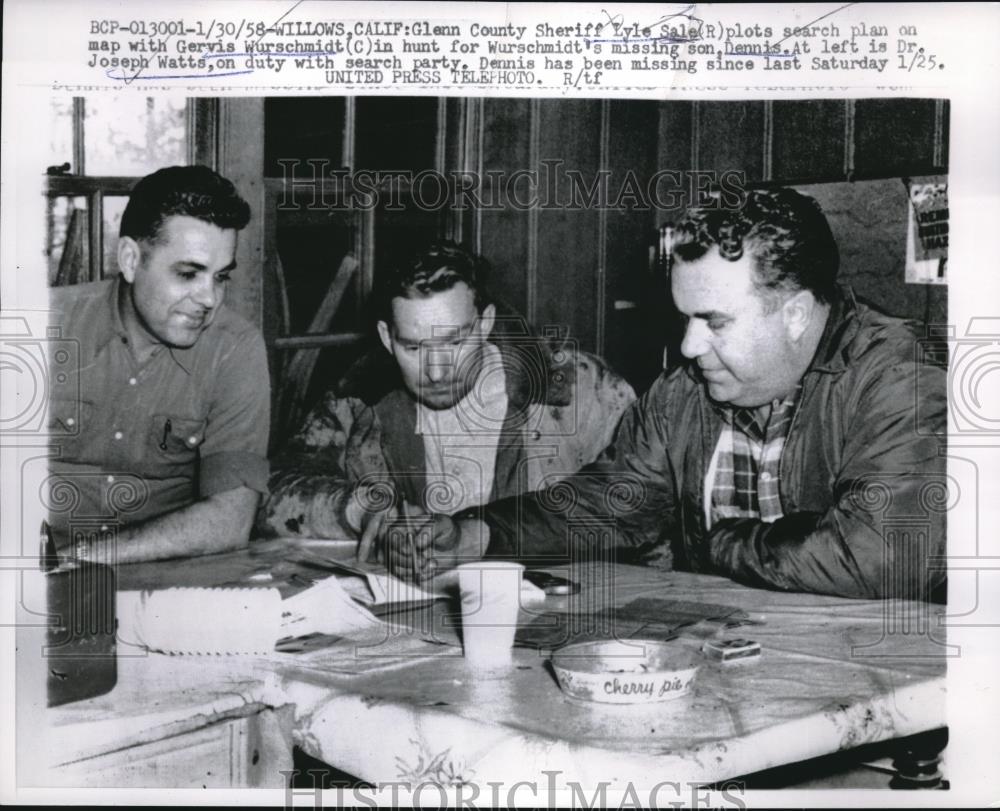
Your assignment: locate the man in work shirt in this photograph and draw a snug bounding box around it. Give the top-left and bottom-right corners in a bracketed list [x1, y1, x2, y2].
[48, 165, 270, 563]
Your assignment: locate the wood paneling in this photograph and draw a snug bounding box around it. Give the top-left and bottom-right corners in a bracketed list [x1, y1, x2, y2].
[535, 99, 603, 353]
[695, 101, 766, 181]
[241, 96, 951, 397]
[605, 100, 661, 386]
[772, 100, 846, 182]
[218, 98, 265, 330]
[478, 98, 533, 318]
[656, 102, 694, 224]
[854, 99, 942, 179]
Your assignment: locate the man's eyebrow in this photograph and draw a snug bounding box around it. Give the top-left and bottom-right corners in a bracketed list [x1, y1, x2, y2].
[395, 322, 475, 344]
[431, 322, 475, 338]
[172, 259, 238, 273]
[692, 310, 732, 321]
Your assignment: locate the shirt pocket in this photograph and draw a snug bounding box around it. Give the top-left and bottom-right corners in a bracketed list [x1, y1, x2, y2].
[148, 414, 207, 475]
[48, 398, 94, 460]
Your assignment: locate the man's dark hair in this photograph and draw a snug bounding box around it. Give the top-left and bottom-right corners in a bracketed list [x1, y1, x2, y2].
[119, 165, 251, 243]
[671, 188, 840, 305]
[376, 241, 492, 323]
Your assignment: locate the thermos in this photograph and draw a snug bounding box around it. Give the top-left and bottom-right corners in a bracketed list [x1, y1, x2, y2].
[42, 522, 117, 707]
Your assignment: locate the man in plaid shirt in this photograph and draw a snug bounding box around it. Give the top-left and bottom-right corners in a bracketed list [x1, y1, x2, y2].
[389, 189, 947, 600]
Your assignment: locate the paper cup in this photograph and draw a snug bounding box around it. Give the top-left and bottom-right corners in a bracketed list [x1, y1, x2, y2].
[457, 561, 524, 671]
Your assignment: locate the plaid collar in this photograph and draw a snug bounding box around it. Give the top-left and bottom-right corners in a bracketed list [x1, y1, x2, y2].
[726, 385, 802, 443]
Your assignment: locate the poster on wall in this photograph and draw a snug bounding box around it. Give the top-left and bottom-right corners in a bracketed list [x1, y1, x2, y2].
[906, 177, 949, 284]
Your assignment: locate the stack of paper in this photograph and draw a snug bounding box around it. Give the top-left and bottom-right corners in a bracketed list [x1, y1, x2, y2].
[117, 578, 390, 656]
[117, 587, 283, 655]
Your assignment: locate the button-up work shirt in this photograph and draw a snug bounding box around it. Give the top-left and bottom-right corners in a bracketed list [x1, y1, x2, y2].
[47, 277, 270, 545]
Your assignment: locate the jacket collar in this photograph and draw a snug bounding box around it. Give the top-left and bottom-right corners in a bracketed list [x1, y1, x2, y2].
[804, 285, 859, 375]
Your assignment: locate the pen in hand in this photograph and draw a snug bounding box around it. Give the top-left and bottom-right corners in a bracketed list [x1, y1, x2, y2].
[403, 497, 422, 581]
[401, 497, 436, 581]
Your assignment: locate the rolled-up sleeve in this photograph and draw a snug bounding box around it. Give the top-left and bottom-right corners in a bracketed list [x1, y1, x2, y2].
[198, 329, 271, 498]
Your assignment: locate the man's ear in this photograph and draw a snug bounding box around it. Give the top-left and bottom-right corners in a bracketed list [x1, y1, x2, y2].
[476, 303, 496, 338]
[117, 237, 142, 284]
[376, 320, 393, 354]
[781, 290, 816, 342]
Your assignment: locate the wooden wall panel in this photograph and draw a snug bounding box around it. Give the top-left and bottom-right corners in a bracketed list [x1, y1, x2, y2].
[478, 98, 533, 318]
[656, 102, 694, 224]
[695, 101, 765, 182]
[605, 100, 661, 386]
[854, 99, 941, 179]
[771, 100, 846, 183]
[217, 98, 265, 331]
[535, 99, 603, 353]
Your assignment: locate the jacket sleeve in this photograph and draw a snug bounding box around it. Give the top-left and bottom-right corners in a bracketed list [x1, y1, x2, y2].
[706, 356, 947, 600]
[480, 374, 679, 565]
[257, 393, 373, 539]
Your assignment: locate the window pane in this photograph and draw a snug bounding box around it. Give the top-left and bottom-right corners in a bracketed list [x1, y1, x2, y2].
[48, 98, 74, 171]
[84, 96, 187, 175]
[275, 209, 357, 334]
[265, 97, 345, 177]
[355, 97, 439, 171]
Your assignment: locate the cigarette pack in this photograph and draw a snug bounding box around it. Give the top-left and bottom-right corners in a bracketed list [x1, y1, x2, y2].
[701, 638, 761, 663]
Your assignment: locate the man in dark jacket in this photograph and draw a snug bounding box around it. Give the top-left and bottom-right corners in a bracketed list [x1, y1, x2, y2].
[258, 242, 635, 544]
[389, 190, 947, 600]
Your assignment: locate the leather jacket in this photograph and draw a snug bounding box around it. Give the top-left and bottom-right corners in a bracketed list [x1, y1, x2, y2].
[481, 288, 947, 600]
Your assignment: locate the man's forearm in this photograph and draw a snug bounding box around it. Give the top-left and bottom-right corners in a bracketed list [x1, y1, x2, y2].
[86, 486, 261, 565]
[260, 470, 355, 539]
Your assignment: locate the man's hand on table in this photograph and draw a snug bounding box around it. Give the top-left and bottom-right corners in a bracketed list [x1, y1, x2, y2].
[383, 503, 488, 582]
[70, 486, 258, 565]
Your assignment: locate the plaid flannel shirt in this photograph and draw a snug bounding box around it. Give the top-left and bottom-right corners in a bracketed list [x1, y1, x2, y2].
[705, 385, 801, 528]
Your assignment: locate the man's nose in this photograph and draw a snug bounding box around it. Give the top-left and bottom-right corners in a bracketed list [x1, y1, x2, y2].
[680, 319, 710, 359]
[191, 277, 219, 310]
[424, 348, 452, 382]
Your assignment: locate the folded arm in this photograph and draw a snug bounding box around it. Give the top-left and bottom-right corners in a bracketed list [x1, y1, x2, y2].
[705, 358, 947, 599]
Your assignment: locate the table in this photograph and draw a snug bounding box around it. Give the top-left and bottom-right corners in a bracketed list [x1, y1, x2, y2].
[45, 655, 294, 788]
[43, 540, 947, 791]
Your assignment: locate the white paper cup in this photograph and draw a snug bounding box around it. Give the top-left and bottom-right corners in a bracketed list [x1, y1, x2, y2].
[457, 561, 524, 671]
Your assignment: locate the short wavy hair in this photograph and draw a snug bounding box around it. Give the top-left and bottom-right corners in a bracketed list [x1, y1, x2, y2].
[671, 188, 839, 305]
[376, 241, 493, 322]
[120, 165, 251, 243]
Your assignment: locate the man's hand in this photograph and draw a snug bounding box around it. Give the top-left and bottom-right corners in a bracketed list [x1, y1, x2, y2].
[385, 502, 488, 581]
